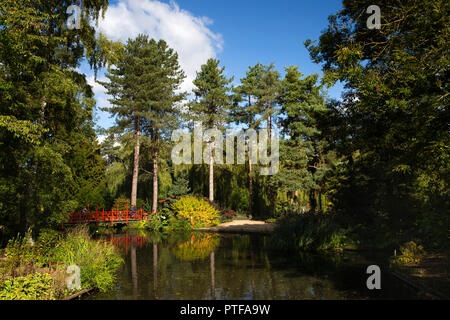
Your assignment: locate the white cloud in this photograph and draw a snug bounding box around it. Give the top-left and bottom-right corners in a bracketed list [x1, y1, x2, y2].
[97, 0, 223, 93]
[87, 74, 116, 128]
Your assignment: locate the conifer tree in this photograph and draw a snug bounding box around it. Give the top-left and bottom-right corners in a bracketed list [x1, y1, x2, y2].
[100, 35, 185, 210]
[232, 63, 266, 218]
[277, 66, 328, 211]
[259, 63, 281, 139]
[189, 59, 233, 203]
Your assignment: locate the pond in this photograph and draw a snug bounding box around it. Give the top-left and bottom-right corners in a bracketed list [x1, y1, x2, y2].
[88, 231, 418, 300]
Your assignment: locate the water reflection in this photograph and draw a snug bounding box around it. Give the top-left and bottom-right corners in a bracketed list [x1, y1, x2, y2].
[90, 231, 419, 300]
[153, 243, 157, 298]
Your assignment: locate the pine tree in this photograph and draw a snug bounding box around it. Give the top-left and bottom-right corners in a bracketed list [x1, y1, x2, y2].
[100, 35, 185, 211]
[189, 59, 233, 203]
[259, 63, 281, 139]
[232, 63, 266, 218]
[277, 66, 328, 212]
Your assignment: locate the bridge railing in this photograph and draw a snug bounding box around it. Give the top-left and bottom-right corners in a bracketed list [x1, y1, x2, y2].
[66, 196, 174, 225]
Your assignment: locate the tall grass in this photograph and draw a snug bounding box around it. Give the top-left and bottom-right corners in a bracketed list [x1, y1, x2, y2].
[268, 213, 350, 252]
[53, 225, 123, 292]
[0, 225, 123, 299]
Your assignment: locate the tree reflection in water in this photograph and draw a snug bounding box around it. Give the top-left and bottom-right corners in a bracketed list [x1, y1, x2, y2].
[91, 232, 418, 300]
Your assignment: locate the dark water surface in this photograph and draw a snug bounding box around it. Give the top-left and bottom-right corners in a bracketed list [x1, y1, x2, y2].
[88, 231, 418, 300]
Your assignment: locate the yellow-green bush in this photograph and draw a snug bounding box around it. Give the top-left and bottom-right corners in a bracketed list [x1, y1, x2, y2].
[392, 241, 426, 265]
[0, 273, 55, 300]
[171, 196, 220, 228]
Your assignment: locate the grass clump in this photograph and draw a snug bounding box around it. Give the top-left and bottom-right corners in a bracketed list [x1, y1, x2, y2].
[0, 225, 123, 299]
[268, 213, 350, 252]
[52, 226, 123, 292]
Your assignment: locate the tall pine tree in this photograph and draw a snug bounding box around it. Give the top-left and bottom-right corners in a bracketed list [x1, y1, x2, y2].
[189, 59, 233, 203]
[232, 63, 266, 218]
[100, 35, 185, 211]
[277, 66, 329, 211]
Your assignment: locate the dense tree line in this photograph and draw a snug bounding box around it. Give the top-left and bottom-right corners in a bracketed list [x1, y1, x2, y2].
[1, 0, 448, 249]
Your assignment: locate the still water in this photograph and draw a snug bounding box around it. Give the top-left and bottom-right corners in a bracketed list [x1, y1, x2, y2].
[89, 231, 418, 300]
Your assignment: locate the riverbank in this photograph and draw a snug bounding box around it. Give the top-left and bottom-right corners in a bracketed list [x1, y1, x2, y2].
[195, 220, 276, 234]
[390, 253, 449, 299]
[0, 226, 123, 300]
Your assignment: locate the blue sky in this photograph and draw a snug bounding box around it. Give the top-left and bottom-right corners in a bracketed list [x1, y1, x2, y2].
[84, 0, 345, 130]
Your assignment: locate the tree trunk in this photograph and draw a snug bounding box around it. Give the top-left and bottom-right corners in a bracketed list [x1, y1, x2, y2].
[131, 116, 141, 208]
[152, 143, 159, 214]
[266, 97, 271, 137]
[310, 190, 317, 213]
[268, 98, 272, 138]
[318, 190, 323, 213]
[248, 157, 253, 219]
[248, 95, 253, 220]
[209, 140, 214, 203]
[22, 97, 47, 231]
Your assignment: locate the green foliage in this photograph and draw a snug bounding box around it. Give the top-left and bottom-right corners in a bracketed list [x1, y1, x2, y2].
[188, 58, 233, 129]
[0, 0, 109, 232]
[305, 0, 450, 248]
[169, 171, 191, 199]
[100, 34, 186, 210]
[172, 196, 220, 228]
[145, 208, 171, 232]
[52, 226, 123, 292]
[113, 196, 130, 211]
[391, 241, 426, 265]
[0, 226, 123, 296]
[124, 220, 147, 230]
[0, 273, 55, 300]
[166, 217, 192, 233]
[35, 229, 60, 267]
[231, 63, 266, 130]
[269, 213, 349, 252]
[1, 231, 35, 276]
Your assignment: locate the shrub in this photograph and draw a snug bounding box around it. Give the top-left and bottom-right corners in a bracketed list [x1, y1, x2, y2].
[265, 218, 277, 224]
[1, 230, 36, 277]
[171, 196, 220, 228]
[166, 217, 192, 233]
[35, 229, 60, 266]
[0, 273, 55, 300]
[124, 220, 147, 230]
[221, 209, 236, 221]
[145, 208, 171, 231]
[112, 196, 130, 211]
[391, 241, 426, 265]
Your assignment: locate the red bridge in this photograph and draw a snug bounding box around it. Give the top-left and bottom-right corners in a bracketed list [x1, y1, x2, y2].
[66, 196, 173, 226]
